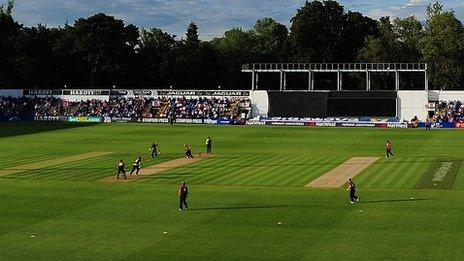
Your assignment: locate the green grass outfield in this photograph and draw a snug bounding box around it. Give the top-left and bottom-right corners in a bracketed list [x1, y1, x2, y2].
[1, 122, 464, 260]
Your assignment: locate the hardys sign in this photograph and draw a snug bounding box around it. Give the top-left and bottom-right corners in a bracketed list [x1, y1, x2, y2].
[23, 89, 62, 96]
[24, 89, 110, 96]
[63, 90, 110, 95]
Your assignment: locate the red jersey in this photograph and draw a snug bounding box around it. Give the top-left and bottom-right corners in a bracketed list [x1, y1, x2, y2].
[386, 142, 392, 150]
[179, 185, 188, 197]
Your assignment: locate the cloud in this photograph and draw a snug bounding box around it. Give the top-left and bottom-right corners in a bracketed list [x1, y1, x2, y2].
[5, 0, 464, 39]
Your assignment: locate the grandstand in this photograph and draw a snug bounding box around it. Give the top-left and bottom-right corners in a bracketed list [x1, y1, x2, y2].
[1, 63, 464, 128]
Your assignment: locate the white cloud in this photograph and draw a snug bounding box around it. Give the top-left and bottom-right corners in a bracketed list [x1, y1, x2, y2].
[6, 0, 464, 39]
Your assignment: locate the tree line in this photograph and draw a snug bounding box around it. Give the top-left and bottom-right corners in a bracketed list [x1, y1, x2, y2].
[0, 0, 463, 90]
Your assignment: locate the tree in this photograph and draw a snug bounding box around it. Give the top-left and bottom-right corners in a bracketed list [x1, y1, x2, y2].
[0, 0, 22, 88]
[18, 25, 61, 88]
[0, 0, 13, 16]
[138, 27, 178, 86]
[185, 22, 200, 49]
[252, 17, 289, 62]
[421, 2, 464, 89]
[358, 16, 423, 63]
[289, 1, 377, 63]
[70, 13, 139, 87]
[212, 28, 257, 88]
[290, 1, 345, 62]
[344, 11, 379, 62]
[357, 16, 424, 90]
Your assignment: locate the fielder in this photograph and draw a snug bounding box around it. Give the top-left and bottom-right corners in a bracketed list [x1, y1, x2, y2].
[385, 140, 393, 158]
[347, 178, 359, 204]
[150, 142, 160, 158]
[178, 181, 189, 211]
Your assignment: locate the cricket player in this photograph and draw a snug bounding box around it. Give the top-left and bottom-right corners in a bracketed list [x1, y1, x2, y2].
[150, 142, 160, 158]
[178, 181, 189, 211]
[206, 137, 212, 154]
[130, 156, 142, 175]
[184, 144, 194, 158]
[347, 178, 359, 203]
[386, 140, 393, 158]
[116, 160, 126, 179]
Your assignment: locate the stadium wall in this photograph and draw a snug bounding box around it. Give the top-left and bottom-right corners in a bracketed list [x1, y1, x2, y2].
[434, 91, 464, 102]
[249, 91, 269, 117]
[397, 91, 428, 121]
[0, 89, 23, 97]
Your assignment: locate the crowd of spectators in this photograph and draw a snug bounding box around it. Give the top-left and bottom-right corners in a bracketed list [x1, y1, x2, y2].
[0, 96, 252, 121]
[0, 96, 36, 121]
[433, 101, 464, 123]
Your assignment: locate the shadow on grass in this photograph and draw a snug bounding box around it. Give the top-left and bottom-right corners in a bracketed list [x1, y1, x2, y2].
[188, 205, 294, 211]
[0, 122, 98, 138]
[358, 198, 436, 204]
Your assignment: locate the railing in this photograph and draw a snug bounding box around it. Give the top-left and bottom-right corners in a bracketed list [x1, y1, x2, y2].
[242, 63, 427, 71]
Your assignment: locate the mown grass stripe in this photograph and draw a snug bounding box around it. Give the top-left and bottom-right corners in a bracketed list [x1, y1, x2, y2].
[282, 156, 342, 187]
[0, 151, 62, 168]
[403, 163, 429, 189]
[163, 156, 249, 185]
[266, 156, 330, 187]
[214, 155, 279, 185]
[203, 155, 266, 185]
[389, 161, 428, 189]
[0, 151, 113, 177]
[219, 155, 282, 186]
[194, 156, 250, 184]
[355, 160, 385, 186]
[3, 153, 117, 180]
[379, 161, 414, 189]
[362, 159, 399, 188]
[141, 155, 243, 184]
[233, 155, 297, 186]
[254, 156, 308, 186]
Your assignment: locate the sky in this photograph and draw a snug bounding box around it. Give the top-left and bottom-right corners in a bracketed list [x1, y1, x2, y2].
[7, 0, 464, 39]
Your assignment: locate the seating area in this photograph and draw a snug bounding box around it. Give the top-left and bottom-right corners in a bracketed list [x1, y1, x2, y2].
[433, 101, 464, 122]
[0, 96, 252, 121]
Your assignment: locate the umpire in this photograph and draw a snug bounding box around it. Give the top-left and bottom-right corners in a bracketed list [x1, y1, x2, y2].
[178, 181, 189, 211]
[206, 137, 212, 154]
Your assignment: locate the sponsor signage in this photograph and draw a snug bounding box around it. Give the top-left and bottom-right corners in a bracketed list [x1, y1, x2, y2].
[265, 121, 307, 126]
[246, 120, 265, 125]
[110, 89, 157, 97]
[175, 118, 204, 124]
[387, 122, 408, 128]
[68, 116, 103, 123]
[110, 117, 139, 123]
[157, 90, 250, 97]
[263, 120, 407, 128]
[216, 119, 232, 125]
[315, 122, 336, 127]
[140, 118, 235, 125]
[142, 118, 169, 123]
[456, 122, 464, 128]
[34, 115, 68, 122]
[24, 89, 62, 96]
[63, 90, 110, 96]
